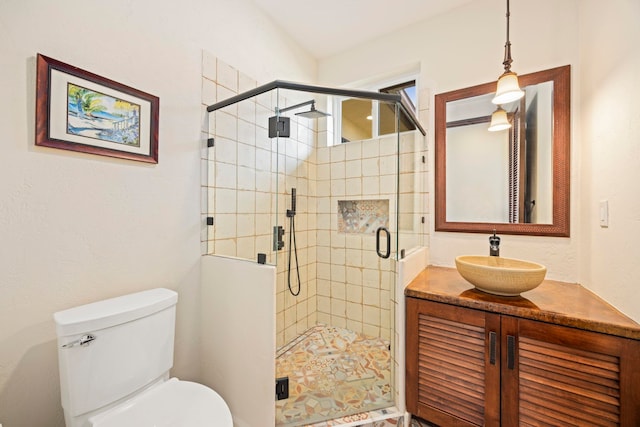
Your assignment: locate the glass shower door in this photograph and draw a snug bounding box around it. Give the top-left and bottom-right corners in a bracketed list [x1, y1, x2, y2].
[203, 67, 426, 427]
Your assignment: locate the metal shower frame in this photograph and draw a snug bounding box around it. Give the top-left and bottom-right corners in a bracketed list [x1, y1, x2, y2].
[206, 79, 426, 136]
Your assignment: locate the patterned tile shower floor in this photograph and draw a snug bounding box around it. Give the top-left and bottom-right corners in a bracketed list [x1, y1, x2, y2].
[275, 324, 393, 426]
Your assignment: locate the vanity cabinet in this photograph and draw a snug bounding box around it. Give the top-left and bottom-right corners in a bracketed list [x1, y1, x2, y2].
[405, 267, 640, 427]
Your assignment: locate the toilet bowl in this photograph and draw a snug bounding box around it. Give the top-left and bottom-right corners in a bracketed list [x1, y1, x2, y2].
[89, 378, 232, 427]
[54, 288, 232, 427]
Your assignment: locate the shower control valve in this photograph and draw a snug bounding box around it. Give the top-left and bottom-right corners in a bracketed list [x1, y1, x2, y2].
[273, 226, 285, 251]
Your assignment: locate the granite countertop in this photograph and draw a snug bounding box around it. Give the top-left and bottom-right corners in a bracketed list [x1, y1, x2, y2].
[405, 266, 640, 340]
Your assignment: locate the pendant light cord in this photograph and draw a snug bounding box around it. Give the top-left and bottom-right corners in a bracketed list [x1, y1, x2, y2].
[506, 0, 510, 44]
[502, 0, 514, 72]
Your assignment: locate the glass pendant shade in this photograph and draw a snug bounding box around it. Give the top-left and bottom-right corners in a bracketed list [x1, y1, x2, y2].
[492, 71, 524, 105]
[488, 106, 511, 132]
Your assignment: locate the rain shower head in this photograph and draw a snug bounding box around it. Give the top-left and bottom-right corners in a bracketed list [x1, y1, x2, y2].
[295, 103, 330, 119]
[277, 100, 330, 119]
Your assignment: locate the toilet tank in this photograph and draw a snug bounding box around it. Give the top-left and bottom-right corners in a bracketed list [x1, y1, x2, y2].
[54, 288, 178, 418]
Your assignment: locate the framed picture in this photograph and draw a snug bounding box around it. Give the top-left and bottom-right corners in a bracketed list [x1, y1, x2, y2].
[35, 54, 159, 163]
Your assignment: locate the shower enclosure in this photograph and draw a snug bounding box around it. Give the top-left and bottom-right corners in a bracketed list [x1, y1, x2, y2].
[202, 63, 426, 426]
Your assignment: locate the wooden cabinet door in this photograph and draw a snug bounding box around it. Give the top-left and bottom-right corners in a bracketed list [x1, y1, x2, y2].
[406, 298, 501, 426]
[501, 316, 640, 427]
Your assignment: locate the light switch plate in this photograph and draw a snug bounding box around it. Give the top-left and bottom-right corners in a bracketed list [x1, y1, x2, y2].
[599, 200, 609, 227]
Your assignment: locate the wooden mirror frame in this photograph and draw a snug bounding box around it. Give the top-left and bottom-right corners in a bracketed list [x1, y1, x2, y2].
[434, 65, 571, 237]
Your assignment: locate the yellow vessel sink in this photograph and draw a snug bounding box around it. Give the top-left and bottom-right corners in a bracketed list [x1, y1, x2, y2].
[455, 255, 547, 296]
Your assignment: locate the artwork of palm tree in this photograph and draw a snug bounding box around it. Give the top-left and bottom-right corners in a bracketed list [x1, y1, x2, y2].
[67, 83, 141, 147]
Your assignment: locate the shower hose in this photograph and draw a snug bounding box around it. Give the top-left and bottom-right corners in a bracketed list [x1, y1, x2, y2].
[287, 211, 301, 296]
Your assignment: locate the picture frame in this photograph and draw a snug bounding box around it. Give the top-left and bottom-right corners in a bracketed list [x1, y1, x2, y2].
[35, 54, 159, 163]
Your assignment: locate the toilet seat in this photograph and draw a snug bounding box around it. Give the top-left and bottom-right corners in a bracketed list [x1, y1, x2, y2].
[88, 378, 233, 427]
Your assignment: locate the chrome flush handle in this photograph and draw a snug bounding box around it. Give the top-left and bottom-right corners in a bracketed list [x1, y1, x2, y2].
[62, 334, 96, 348]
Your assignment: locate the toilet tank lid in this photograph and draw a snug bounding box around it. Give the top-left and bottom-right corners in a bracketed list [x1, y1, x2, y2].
[54, 288, 178, 337]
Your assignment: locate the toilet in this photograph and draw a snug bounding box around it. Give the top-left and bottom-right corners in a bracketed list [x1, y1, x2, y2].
[54, 288, 233, 427]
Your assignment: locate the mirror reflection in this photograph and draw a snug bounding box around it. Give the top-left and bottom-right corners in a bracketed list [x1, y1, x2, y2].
[435, 65, 570, 236]
[446, 81, 553, 224]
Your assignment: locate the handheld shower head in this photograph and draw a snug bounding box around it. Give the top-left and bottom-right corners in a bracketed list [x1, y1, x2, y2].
[287, 188, 297, 217]
[291, 188, 296, 213]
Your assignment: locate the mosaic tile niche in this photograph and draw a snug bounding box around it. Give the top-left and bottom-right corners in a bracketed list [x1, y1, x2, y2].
[338, 200, 389, 234]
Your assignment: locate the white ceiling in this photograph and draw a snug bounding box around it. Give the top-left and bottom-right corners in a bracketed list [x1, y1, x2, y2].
[251, 0, 476, 59]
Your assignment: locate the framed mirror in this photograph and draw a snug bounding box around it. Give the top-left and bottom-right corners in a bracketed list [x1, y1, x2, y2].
[434, 65, 570, 237]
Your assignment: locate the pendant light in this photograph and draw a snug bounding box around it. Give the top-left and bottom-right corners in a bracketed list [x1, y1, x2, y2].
[491, 0, 524, 105]
[488, 106, 511, 131]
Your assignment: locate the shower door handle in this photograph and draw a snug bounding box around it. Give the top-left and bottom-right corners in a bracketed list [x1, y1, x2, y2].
[376, 227, 391, 259]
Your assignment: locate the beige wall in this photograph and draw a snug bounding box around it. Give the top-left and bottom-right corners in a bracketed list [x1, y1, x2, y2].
[0, 1, 315, 425]
[577, 0, 640, 320]
[319, 0, 640, 322]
